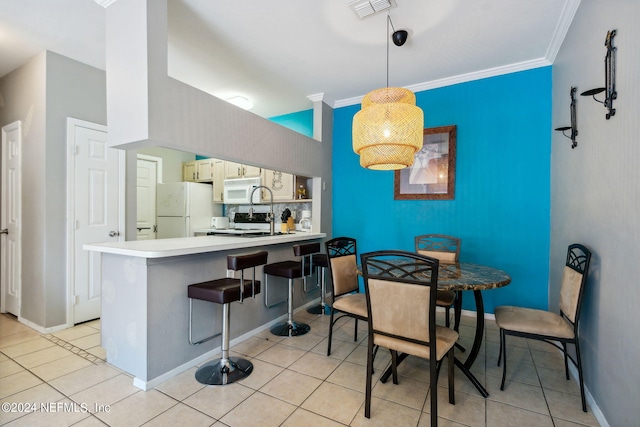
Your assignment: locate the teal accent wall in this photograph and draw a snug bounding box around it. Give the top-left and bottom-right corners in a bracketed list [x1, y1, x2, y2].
[269, 109, 314, 138]
[332, 67, 552, 314]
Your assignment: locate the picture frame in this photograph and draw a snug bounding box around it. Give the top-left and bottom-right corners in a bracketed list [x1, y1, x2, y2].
[394, 125, 456, 200]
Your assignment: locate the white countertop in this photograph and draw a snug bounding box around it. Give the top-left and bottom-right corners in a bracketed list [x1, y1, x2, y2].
[84, 232, 326, 259]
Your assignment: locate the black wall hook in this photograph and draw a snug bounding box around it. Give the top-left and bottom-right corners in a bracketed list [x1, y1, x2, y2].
[555, 87, 578, 149]
[581, 29, 617, 119]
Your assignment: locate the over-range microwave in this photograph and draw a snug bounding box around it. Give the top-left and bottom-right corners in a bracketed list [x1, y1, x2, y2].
[223, 177, 262, 204]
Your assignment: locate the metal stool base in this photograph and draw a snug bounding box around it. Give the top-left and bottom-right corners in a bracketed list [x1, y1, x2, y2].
[306, 303, 327, 315]
[271, 321, 310, 337]
[195, 357, 253, 385]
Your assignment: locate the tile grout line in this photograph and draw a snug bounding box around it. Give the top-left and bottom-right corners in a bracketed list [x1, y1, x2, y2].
[41, 334, 104, 364]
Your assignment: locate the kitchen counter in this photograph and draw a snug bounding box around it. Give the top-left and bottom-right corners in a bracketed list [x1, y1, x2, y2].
[84, 232, 326, 390]
[84, 232, 324, 258]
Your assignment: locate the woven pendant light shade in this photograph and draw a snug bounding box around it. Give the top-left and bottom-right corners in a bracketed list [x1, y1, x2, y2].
[353, 87, 424, 170]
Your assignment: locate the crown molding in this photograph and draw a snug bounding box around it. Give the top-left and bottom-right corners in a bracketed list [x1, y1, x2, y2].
[545, 0, 581, 63]
[307, 93, 325, 103]
[333, 57, 552, 109]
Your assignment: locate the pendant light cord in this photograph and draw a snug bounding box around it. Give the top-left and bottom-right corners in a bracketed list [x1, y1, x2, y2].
[386, 14, 390, 87]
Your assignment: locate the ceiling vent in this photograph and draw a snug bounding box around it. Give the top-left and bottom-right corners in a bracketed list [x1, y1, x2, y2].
[349, 0, 397, 20]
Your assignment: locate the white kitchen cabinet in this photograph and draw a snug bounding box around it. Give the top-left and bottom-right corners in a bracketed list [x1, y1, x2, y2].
[196, 159, 214, 182]
[224, 161, 261, 179]
[183, 161, 197, 182]
[243, 164, 261, 178]
[183, 159, 215, 182]
[212, 159, 225, 203]
[261, 169, 295, 201]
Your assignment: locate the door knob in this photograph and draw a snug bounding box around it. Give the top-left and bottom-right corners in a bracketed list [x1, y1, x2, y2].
[109, 231, 120, 237]
[0, 229, 8, 235]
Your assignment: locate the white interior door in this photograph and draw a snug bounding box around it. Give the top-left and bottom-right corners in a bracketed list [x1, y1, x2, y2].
[1, 121, 22, 316]
[69, 119, 124, 324]
[136, 156, 158, 240]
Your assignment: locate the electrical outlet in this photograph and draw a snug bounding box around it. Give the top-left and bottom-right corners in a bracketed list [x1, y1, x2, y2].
[226, 269, 235, 278]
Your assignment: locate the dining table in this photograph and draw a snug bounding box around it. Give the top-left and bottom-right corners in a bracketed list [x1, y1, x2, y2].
[360, 260, 511, 398]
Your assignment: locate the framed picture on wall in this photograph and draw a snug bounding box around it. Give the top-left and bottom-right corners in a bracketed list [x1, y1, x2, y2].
[394, 125, 457, 200]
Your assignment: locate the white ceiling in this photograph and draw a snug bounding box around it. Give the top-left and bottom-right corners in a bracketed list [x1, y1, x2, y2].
[0, 0, 579, 118]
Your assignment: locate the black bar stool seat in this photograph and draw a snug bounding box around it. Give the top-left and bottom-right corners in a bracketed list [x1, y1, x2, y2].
[188, 278, 260, 304]
[264, 261, 305, 278]
[188, 251, 268, 385]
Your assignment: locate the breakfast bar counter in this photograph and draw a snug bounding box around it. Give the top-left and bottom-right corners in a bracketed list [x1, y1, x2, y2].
[84, 232, 325, 390]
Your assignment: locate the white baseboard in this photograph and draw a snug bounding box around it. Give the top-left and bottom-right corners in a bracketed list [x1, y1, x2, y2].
[129, 307, 309, 391]
[566, 359, 609, 427]
[18, 316, 68, 334]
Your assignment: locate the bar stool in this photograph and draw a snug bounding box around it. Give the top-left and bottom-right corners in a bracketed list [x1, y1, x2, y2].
[264, 242, 320, 336]
[306, 253, 329, 315]
[187, 251, 268, 385]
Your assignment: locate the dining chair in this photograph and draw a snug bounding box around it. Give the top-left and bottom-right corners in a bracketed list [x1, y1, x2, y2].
[415, 234, 462, 332]
[360, 250, 458, 425]
[495, 243, 592, 412]
[325, 237, 368, 356]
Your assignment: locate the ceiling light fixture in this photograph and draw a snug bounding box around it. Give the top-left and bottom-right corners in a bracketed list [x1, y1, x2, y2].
[226, 96, 254, 110]
[352, 15, 424, 170]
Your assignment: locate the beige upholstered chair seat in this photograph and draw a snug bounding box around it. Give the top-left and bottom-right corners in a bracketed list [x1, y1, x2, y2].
[495, 306, 574, 339]
[332, 293, 368, 318]
[374, 326, 458, 361]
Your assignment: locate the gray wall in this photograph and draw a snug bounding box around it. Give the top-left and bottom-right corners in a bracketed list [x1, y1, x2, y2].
[0, 52, 107, 328]
[551, 1, 639, 425]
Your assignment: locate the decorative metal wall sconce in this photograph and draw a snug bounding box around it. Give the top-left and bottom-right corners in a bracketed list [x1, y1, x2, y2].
[555, 86, 578, 149]
[581, 29, 617, 119]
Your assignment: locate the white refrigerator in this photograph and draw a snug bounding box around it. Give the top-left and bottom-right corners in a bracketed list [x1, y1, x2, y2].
[156, 182, 221, 238]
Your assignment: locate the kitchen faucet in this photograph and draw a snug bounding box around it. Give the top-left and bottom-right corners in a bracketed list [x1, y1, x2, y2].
[249, 186, 275, 235]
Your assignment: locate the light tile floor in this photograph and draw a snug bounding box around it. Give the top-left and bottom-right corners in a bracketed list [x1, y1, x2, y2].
[0, 311, 601, 426]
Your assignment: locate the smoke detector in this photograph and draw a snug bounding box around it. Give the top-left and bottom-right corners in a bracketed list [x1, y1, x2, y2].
[349, 0, 397, 20]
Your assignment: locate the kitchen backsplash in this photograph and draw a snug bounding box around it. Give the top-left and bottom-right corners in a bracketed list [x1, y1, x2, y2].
[225, 202, 312, 225]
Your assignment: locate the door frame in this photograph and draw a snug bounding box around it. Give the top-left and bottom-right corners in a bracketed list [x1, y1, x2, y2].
[137, 154, 163, 184]
[1, 121, 22, 315]
[136, 153, 163, 240]
[65, 118, 126, 327]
